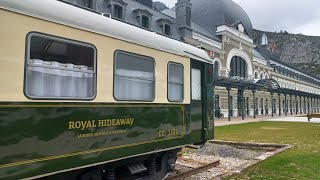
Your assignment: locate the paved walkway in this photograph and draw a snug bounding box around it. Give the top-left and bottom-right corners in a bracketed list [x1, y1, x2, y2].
[268, 116, 320, 123]
[215, 114, 320, 126]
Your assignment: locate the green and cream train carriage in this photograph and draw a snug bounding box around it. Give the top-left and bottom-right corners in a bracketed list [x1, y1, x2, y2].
[0, 0, 214, 179]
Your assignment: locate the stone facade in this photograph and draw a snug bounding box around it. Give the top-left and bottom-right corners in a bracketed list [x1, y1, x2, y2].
[64, 0, 320, 119]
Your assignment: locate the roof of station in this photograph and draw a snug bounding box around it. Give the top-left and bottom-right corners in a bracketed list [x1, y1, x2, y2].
[191, 0, 254, 38]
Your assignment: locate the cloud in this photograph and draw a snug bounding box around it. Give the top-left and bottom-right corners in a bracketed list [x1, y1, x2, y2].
[156, 0, 320, 36]
[292, 20, 320, 36]
[155, 0, 175, 8]
[232, 0, 320, 35]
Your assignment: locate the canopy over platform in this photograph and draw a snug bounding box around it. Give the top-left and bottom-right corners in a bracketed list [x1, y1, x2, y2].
[275, 88, 320, 98]
[256, 78, 280, 90]
[214, 77, 320, 98]
[213, 76, 264, 90]
[213, 77, 320, 121]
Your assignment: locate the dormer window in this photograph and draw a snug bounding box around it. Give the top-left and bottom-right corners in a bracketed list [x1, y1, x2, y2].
[142, 15, 150, 29]
[133, 9, 153, 30]
[106, 0, 127, 21]
[157, 18, 173, 37]
[238, 23, 244, 33]
[114, 4, 123, 20]
[79, 0, 93, 9]
[164, 24, 171, 36]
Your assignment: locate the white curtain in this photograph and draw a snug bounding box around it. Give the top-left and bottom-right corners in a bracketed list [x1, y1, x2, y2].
[114, 69, 154, 101]
[168, 63, 184, 101]
[26, 59, 94, 99]
[168, 83, 183, 101]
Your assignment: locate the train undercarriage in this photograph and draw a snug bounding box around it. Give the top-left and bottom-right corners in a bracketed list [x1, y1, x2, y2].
[44, 149, 180, 180]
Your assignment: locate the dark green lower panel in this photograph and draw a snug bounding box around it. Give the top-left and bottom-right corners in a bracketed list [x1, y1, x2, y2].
[0, 102, 206, 179]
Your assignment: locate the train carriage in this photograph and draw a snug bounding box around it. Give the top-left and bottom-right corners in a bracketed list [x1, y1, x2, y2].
[0, 0, 214, 179]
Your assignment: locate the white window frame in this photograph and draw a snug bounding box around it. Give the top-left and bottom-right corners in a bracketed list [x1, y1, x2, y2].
[168, 62, 184, 102]
[25, 32, 97, 100]
[113, 51, 155, 102]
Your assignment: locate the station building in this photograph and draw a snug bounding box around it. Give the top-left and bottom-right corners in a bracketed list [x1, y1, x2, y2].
[63, 0, 320, 120]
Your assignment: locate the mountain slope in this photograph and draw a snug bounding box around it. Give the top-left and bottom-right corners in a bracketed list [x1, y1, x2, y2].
[253, 29, 320, 77]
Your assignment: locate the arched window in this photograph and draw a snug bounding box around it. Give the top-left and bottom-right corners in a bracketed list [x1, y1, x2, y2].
[164, 24, 171, 36]
[114, 4, 124, 20]
[255, 72, 258, 79]
[213, 61, 219, 77]
[142, 15, 150, 29]
[260, 73, 264, 80]
[230, 56, 247, 78]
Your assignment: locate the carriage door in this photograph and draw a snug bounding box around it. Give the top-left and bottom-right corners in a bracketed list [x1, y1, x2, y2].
[191, 60, 208, 142]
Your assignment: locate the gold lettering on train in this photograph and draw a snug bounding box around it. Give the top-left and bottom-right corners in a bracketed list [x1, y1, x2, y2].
[68, 118, 135, 130]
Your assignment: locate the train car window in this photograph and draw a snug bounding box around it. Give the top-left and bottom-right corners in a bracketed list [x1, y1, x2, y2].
[114, 51, 155, 101]
[168, 62, 184, 102]
[191, 68, 201, 100]
[25, 33, 96, 100]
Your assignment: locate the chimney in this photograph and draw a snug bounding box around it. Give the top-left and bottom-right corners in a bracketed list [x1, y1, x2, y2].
[260, 33, 270, 60]
[175, 0, 193, 38]
[136, 0, 153, 8]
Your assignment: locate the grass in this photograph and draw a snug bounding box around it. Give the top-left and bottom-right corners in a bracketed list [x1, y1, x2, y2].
[215, 121, 320, 180]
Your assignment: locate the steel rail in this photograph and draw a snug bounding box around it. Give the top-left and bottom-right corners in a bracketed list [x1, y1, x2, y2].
[166, 160, 220, 180]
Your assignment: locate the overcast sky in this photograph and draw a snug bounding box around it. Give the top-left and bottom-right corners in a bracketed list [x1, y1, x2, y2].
[158, 0, 320, 36]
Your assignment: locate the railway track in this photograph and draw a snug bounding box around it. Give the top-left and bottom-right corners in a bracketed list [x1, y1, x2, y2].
[166, 158, 220, 180]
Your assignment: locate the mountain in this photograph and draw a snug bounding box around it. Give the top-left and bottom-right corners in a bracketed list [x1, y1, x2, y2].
[253, 29, 320, 77]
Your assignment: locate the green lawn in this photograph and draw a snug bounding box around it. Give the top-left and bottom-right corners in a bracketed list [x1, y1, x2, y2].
[215, 121, 320, 180]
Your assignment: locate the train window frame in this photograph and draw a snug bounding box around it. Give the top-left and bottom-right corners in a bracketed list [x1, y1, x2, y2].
[167, 62, 184, 102]
[24, 32, 97, 100]
[113, 50, 155, 102]
[191, 68, 202, 100]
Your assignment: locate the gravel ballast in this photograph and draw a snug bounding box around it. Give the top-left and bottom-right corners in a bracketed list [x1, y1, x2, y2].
[169, 142, 292, 180]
